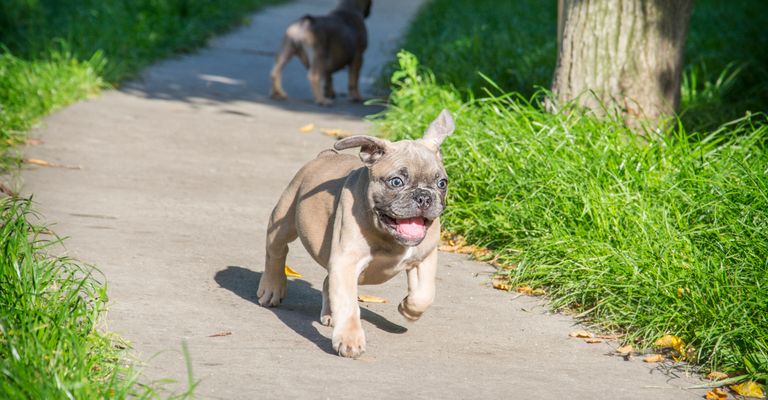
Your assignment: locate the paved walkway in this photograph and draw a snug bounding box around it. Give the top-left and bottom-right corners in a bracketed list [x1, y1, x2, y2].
[23, 1, 704, 398]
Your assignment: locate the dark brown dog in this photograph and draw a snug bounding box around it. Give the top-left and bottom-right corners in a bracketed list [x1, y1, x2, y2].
[270, 0, 372, 106]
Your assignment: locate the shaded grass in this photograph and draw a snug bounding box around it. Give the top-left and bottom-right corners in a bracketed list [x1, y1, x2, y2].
[1, 198, 152, 398]
[395, 0, 768, 131]
[379, 51, 768, 383]
[0, 0, 281, 168]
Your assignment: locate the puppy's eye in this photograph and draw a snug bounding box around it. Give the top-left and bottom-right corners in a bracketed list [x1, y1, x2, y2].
[388, 177, 404, 188]
[437, 178, 448, 189]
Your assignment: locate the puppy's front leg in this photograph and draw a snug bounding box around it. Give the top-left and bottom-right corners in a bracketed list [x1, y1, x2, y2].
[329, 255, 371, 358]
[399, 248, 437, 321]
[347, 54, 363, 102]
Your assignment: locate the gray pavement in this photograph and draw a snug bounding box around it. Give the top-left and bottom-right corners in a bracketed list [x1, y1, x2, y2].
[22, 0, 705, 398]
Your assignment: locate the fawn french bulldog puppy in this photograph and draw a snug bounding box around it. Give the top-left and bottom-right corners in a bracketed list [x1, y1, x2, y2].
[270, 0, 372, 105]
[257, 110, 455, 358]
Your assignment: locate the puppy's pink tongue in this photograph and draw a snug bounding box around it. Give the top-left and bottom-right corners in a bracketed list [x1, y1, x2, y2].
[395, 217, 426, 240]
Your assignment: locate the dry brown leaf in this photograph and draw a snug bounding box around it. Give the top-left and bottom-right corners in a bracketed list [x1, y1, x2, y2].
[284, 265, 302, 278]
[0, 182, 15, 197]
[23, 158, 81, 169]
[705, 388, 728, 400]
[643, 354, 664, 363]
[320, 128, 353, 138]
[208, 331, 232, 337]
[597, 334, 623, 340]
[707, 371, 730, 381]
[25, 138, 44, 145]
[531, 288, 546, 296]
[730, 381, 765, 398]
[516, 285, 534, 295]
[491, 276, 510, 291]
[358, 294, 387, 303]
[299, 123, 315, 133]
[616, 345, 634, 354]
[584, 338, 603, 344]
[569, 330, 594, 339]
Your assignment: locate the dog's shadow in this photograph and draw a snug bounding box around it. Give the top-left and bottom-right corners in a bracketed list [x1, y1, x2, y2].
[214, 266, 407, 355]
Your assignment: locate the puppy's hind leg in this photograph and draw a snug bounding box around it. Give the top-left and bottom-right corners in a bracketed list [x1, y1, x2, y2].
[257, 194, 298, 307]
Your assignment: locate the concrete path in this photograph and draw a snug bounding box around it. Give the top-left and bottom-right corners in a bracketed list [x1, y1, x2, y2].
[22, 0, 705, 398]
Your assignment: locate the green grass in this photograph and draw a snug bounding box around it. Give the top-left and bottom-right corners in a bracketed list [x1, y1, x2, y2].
[395, 0, 768, 131]
[1, 198, 155, 398]
[383, 0, 768, 383]
[0, 0, 281, 168]
[379, 50, 768, 385]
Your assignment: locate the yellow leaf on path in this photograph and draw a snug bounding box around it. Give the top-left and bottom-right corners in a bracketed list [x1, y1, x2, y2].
[24, 158, 51, 167]
[531, 288, 546, 296]
[299, 123, 315, 133]
[284, 265, 302, 278]
[616, 345, 634, 354]
[584, 338, 603, 344]
[358, 294, 387, 303]
[569, 330, 594, 339]
[516, 285, 534, 295]
[707, 371, 729, 381]
[730, 381, 765, 398]
[320, 128, 353, 138]
[705, 388, 728, 400]
[654, 334, 687, 360]
[491, 276, 510, 291]
[643, 354, 664, 363]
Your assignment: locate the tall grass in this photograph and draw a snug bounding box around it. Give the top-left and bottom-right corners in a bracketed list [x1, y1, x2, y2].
[0, 198, 151, 398]
[379, 51, 768, 383]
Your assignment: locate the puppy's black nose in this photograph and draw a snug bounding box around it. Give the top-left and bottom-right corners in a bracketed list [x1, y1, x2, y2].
[414, 189, 432, 209]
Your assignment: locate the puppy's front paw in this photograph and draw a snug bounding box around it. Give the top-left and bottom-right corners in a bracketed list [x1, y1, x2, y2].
[398, 298, 424, 321]
[332, 326, 366, 358]
[256, 275, 286, 307]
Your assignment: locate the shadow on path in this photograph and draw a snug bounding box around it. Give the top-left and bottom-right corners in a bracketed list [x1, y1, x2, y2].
[214, 266, 406, 354]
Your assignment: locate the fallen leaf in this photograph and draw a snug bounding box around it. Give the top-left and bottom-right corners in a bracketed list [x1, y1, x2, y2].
[707, 371, 729, 381]
[616, 345, 634, 354]
[25, 138, 43, 145]
[654, 334, 687, 360]
[358, 294, 387, 303]
[569, 330, 594, 339]
[597, 334, 623, 340]
[516, 285, 534, 295]
[23, 158, 81, 169]
[284, 265, 302, 278]
[730, 381, 764, 398]
[584, 338, 603, 344]
[531, 288, 546, 296]
[0, 182, 15, 197]
[705, 388, 728, 400]
[491, 276, 510, 291]
[320, 128, 353, 138]
[299, 123, 315, 133]
[208, 331, 232, 337]
[643, 354, 664, 363]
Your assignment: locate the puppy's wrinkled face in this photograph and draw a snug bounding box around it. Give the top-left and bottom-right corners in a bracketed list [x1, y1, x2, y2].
[333, 109, 455, 247]
[368, 141, 448, 246]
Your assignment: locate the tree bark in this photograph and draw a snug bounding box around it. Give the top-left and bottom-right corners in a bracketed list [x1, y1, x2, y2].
[551, 0, 693, 129]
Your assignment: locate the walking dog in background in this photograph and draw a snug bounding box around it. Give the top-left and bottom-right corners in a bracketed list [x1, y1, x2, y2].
[270, 0, 372, 106]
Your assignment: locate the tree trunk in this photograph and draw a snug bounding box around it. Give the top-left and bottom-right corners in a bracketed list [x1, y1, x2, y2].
[551, 0, 693, 129]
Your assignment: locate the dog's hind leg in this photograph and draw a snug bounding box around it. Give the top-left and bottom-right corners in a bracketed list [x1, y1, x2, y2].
[347, 54, 363, 102]
[257, 193, 299, 307]
[270, 37, 295, 100]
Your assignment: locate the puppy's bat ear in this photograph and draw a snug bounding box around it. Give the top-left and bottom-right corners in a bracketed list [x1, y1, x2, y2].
[421, 109, 455, 150]
[334, 135, 389, 165]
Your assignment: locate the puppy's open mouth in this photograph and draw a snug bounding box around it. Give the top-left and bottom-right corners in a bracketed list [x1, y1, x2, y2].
[379, 213, 429, 244]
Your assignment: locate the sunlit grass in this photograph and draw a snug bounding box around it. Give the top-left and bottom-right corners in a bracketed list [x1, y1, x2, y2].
[379, 51, 768, 383]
